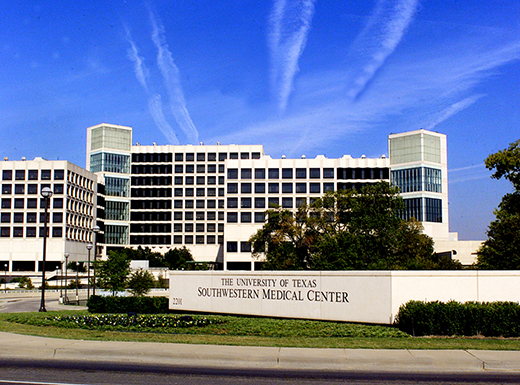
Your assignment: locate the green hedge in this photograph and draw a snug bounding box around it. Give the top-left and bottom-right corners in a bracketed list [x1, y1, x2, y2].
[395, 300, 520, 337]
[87, 295, 170, 314]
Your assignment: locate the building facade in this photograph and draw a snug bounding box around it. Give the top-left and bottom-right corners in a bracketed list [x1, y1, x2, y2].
[0, 158, 97, 273]
[0, 124, 479, 274]
[85, 124, 474, 270]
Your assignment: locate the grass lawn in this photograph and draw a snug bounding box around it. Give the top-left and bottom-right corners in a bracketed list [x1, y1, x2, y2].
[0, 310, 518, 350]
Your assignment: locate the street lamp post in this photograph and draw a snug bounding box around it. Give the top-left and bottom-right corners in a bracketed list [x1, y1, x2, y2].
[64, 253, 69, 304]
[75, 262, 79, 306]
[59, 263, 63, 301]
[92, 225, 100, 296]
[86, 243, 93, 300]
[3, 263, 7, 293]
[39, 186, 53, 312]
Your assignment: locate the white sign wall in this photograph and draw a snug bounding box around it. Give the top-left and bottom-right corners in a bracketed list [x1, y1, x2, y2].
[169, 270, 520, 324]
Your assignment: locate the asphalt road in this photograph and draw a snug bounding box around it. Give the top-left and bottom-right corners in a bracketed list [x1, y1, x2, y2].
[0, 291, 87, 313]
[1, 359, 520, 385]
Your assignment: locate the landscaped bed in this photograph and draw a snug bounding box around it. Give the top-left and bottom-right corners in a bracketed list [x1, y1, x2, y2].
[1, 310, 519, 350]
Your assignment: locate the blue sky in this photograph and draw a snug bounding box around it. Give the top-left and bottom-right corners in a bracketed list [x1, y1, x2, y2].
[1, 0, 518, 240]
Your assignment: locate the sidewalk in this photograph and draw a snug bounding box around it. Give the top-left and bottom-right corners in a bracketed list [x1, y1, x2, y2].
[1, 331, 520, 374]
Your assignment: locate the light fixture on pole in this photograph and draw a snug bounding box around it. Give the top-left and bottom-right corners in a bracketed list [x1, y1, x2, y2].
[92, 225, 100, 296]
[64, 252, 69, 304]
[75, 262, 79, 306]
[39, 186, 53, 312]
[3, 263, 7, 294]
[86, 243, 93, 300]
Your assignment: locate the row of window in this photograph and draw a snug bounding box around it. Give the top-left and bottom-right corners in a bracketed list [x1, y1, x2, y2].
[391, 167, 442, 193]
[227, 212, 266, 223]
[90, 153, 130, 174]
[131, 176, 172, 186]
[2, 183, 64, 195]
[172, 211, 224, 221]
[172, 188, 224, 197]
[1, 197, 64, 209]
[130, 222, 226, 233]
[131, 188, 172, 198]
[0, 226, 62, 238]
[2, 169, 64, 181]
[227, 182, 335, 194]
[131, 164, 172, 175]
[227, 197, 310, 209]
[400, 197, 443, 223]
[174, 152, 262, 162]
[171, 223, 224, 233]
[174, 199, 223, 209]
[227, 168, 330, 180]
[133, 151, 263, 163]
[173, 176, 224, 185]
[173, 234, 223, 245]
[130, 234, 227, 246]
[227, 241, 252, 253]
[174, 164, 224, 174]
[1, 212, 62, 224]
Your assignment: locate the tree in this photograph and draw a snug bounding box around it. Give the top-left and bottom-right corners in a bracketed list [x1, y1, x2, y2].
[93, 250, 131, 295]
[250, 182, 438, 270]
[16, 276, 34, 289]
[163, 247, 194, 270]
[155, 273, 168, 289]
[127, 268, 155, 296]
[115, 246, 194, 269]
[249, 205, 319, 270]
[478, 140, 520, 269]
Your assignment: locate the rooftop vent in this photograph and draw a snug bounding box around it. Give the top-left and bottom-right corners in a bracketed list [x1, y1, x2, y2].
[22, 157, 26, 161]
[301, 155, 306, 159]
[282, 155, 286, 159]
[361, 154, 366, 159]
[381, 154, 386, 158]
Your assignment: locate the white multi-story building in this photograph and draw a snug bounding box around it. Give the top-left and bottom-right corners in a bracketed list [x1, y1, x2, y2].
[85, 124, 480, 269]
[0, 158, 97, 273]
[0, 124, 479, 274]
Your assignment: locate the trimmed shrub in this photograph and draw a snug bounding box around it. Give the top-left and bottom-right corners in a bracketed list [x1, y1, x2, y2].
[395, 300, 520, 337]
[87, 295, 169, 314]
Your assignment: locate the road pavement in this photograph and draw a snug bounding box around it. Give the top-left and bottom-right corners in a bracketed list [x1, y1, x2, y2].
[0, 292, 519, 376]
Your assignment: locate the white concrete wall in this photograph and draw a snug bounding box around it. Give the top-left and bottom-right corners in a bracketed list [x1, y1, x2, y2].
[169, 270, 520, 325]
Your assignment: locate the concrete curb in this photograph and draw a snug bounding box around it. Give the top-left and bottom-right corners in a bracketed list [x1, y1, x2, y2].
[1, 332, 520, 373]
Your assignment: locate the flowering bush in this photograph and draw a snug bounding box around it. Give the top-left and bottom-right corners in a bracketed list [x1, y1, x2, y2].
[47, 314, 220, 331]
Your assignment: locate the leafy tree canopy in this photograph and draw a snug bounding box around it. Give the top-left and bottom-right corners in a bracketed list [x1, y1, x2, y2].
[93, 250, 131, 295]
[478, 139, 520, 269]
[118, 246, 194, 270]
[127, 268, 156, 296]
[250, 182, 450, 270]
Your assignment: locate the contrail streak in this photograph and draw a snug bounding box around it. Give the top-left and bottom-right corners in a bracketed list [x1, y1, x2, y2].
[148, 94, 179, 145]
[349, 0, 419, 100]
[124, 25, 179, 144]
[268, 0, 316, 112]
[425, 94, 484, 130]
[149, 10, 199, 144]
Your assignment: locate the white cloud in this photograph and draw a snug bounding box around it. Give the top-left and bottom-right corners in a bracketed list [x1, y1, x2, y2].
[424, 94, 485, 130]
[347, 0, 419, 100]
[149, 10, 199, 144]
[210, 32, 520, 156]
[268, 0, 316, 112]
[148, 94, 179, 145]
[123, 25, 179, 144]
[124, 26, 149, 92]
